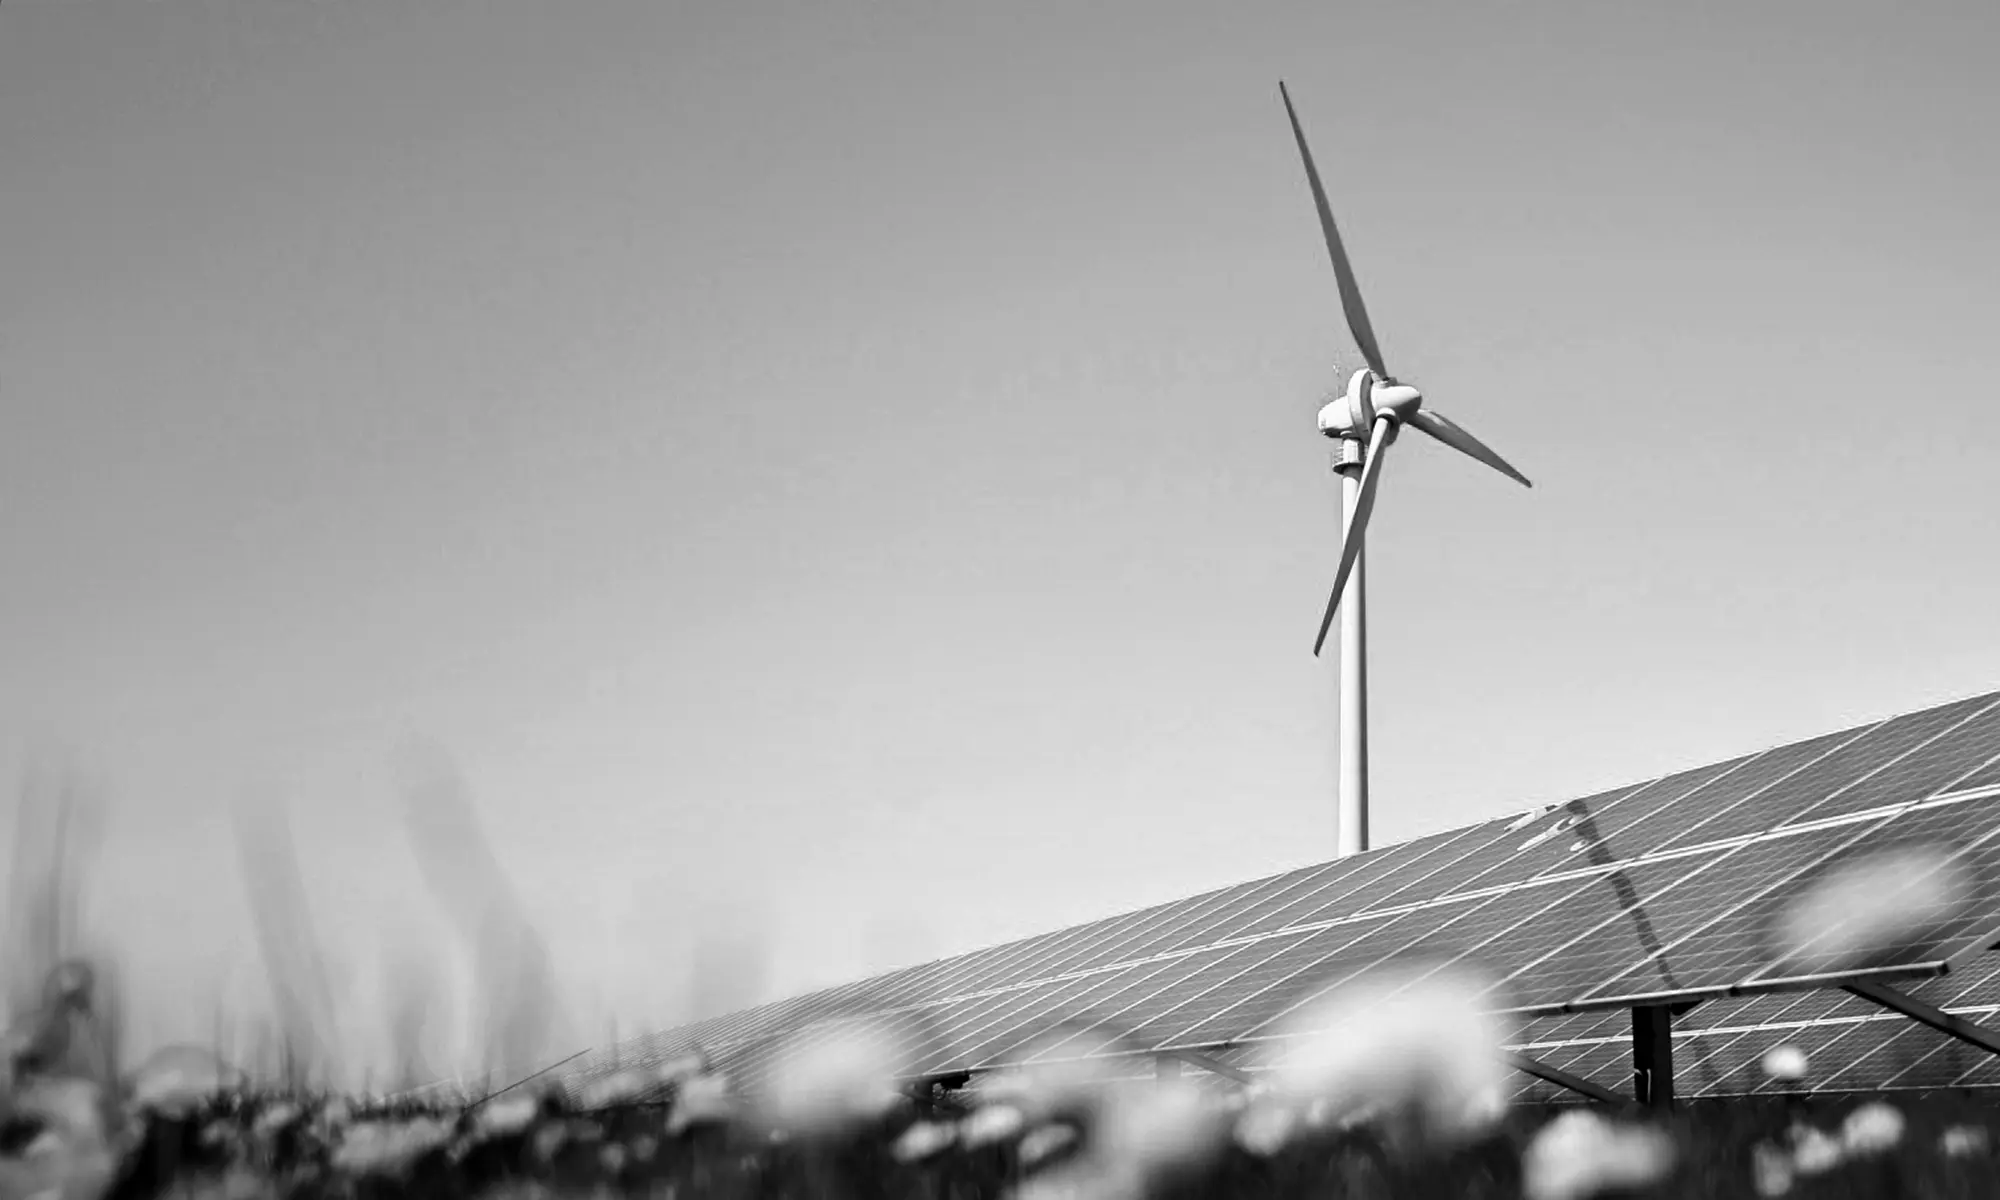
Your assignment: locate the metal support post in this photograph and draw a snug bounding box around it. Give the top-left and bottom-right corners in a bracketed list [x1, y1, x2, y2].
[1632, 1005, 1675, 1110]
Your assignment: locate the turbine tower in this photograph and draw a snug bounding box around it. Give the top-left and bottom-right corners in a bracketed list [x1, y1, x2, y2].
[1278, 82, 1534, 858]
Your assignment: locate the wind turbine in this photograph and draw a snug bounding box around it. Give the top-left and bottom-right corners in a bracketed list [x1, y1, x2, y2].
[1278, 81, 1533, 858]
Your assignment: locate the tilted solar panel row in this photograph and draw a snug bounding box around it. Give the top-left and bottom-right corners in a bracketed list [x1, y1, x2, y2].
[559, 687, 2000, 1101]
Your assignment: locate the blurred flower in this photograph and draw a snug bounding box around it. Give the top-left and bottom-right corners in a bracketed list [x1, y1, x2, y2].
[1775, 846, 1970, 974]
[472, 1092, 540, 1137]
[761, 1018, 906, 1132]
[665, 1072, 734, 1135]
[1759, 1044, 1809, 1082]
[1521, 1109, 1676, 1200]
[892, 1119, 958, 1162]
[1017, 1121, 1078, 1168]
[1750, 1141, 1794, 1197]
[1839, 1101, 1905, 1156]
[1939, 1124, 1990, 1157]
[1257, 962, 1512, 1146]
[577, 1066, 657, 1110]
[962, 1104, 1026, 1148]
[1788, 1124, 1843, 1176]
[1232, 1096, 1297, 1156]
[329, 1116, 452, 1176]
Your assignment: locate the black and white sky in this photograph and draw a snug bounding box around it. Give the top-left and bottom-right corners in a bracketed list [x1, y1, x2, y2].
[3, 0, 1998, 1076]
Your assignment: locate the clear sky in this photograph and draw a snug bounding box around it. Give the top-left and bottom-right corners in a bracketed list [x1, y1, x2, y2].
[4, 0, 1998, 1082]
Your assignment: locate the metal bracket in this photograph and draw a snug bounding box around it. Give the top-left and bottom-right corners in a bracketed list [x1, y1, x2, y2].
[1844, 980, 2000, 1058]
[1502, 1051, 1625, 1105]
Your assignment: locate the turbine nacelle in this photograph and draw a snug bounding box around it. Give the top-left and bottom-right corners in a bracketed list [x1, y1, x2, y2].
[1317, 369, 1422, 441]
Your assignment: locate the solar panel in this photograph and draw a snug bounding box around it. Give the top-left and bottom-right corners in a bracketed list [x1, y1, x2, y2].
[1508, 952, 2000, 1100]
[558, 686, 2000, 1104]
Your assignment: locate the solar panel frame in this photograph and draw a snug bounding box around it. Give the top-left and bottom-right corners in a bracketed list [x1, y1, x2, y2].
[1670, 695, 2000, 848]
[563, 687, 2000, 1104]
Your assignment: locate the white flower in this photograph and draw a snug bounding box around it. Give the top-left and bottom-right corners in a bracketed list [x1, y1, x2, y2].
[1258, 961, 1513, 1145]
[1788, 1125, 1843, 1176]
[892, 1119, 959, 1162]
[1775, 846, 1970, 974]
[665, 1072, 734, 1134]
[1759, 1044, 1809, 1082]
[329, 1117, 453, 1176]
[760, 1018, 907, 1131]
[1839, 1102, 1905, 1156]
[1521, 1109, 1676, 1200]
[962, 1104, 1026, 1148]
[1232, 1096, 1298, 1156]
[1017, 1122, 1079, 1167]
[1750, 1142, 1794, 1197]
[577, 1066, 656, 1110]
[473, 1092, 540, 1137]
[1938, 1124, 1989, 1157]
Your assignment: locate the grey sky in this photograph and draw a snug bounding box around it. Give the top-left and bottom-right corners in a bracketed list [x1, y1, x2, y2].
[4, 0, 1998, 1077]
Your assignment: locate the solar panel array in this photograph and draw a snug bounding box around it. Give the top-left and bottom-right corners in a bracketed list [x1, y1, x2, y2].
[560, 687, 2000, 1102]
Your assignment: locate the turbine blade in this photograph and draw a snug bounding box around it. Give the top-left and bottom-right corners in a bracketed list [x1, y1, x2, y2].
[1408, 408, 1533, 488]
[1313, 417, 1395, 657]
[1279, 81, 1388, 379]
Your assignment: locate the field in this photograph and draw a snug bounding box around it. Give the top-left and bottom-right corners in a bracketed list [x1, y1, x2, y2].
[9, 1046, 2000, 1200]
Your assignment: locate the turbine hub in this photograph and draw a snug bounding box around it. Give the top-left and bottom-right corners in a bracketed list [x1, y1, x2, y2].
[1317, 369, 1423, 439]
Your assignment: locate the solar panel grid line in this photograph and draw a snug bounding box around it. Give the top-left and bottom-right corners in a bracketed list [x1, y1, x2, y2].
[853, 922, 1094, 1012]
[1215, 824, 1496, 942]
[1735, 796, 2000, 987]
[1795, 1018, 1948, 1095]
[1169, 856, 1653, 1048]
[859, 898, 1175, 1017]
[915, 954, 1219, 1075]
[1853, 997, 2000, 1092]
[1168, 852, 1416, 956]
[952, 883, 1266, 998]
[1777, 699, 2000, 830]
[1575, 783, 1990, 1005]
[1141, 854, 1382, 958]
[1358, 851, 1746, 1019]
[910, 971, 1141, 1073]
[1529, 742, 1844, 877]
[598, 689, 2000, 1096]
[1660, 831, 2000, 995]
[1566, 730, 1882, 873]
[764, 800, 1784, 1064]
[1132, 824, 1841, 1046]
[1567, 723, 1885, 876]
[1342, 784, 1658, 923]
[1152, 917, 1434, 1049]
[1600, 796, 2000, 1004]
[1026, 871, 1324, 984]
[1520, 752, 1770, 866]
[1657, 697, 2000, 852]
[621, 789, 1996, 1075]
[949, 893, 1230, 994]
[732, 909, 1178, 1066]
[1033, 926, 1347, 1059]
[979, 943, 1289, 1070]
[1274, 819, 1528, 926]
[939, 958, 1226, 1072]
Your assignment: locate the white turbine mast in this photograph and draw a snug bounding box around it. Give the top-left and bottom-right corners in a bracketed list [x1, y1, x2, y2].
[1279, 81, 1534, 858]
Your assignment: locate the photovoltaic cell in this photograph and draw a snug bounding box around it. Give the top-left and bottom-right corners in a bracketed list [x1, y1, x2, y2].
[558, 687, 2000, 1104]
[1680, 696, 2000, 847]
[1779, 697, 2000, 827]
[1539, 756, 1761, 864]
